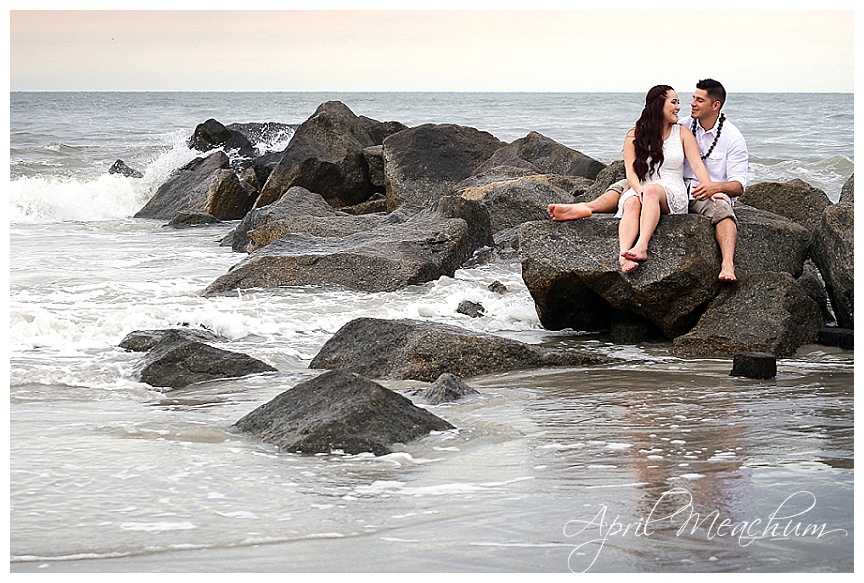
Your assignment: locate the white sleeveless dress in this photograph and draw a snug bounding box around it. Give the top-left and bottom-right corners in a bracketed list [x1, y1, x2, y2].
[616, 123, 689, 216]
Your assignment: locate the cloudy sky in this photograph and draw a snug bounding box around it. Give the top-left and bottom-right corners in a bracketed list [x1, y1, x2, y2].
[7, 4, 857, 93]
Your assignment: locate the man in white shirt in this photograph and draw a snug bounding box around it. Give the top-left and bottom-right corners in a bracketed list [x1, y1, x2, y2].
[548, 78, 749, 282]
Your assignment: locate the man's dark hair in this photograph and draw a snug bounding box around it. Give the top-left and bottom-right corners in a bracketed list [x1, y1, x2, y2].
[697, 78, 726, 108]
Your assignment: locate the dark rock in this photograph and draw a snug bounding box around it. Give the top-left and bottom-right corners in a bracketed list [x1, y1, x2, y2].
[360, 118, 409, 146]
[818, 327, 854, 350]
[460, 174, 573, 233]
[672, 273, 822, 358]
[203, 200, 491, 295]
[135, 330, 276, 390]
[165, 212, 220, 228]
[488, 281, 507, 294]
[733, 205, 811, 278]
[409, 373, 480, 405]
[810, 202, 854, 328]
[256, 101, 375, 209]
[227, 121, 297, 149]
[134, 151, 231, 220]
[519, 214, 721, 338]
[797, 260, 833, 323]
[336, 193, 388, 215]
[738, 180, 831, 232]
[609, 312, 658, 344]
[362, 145, 386, 189]
[383, 123, 504, 211]
[457, 300, 485, 318]
[730, 352, 777, 379]
[188, 118, 257, 166]
[231, 369, 453, 456]
[839, 174, 854, 203]
[572, 160, 627, 203]
[308, 317, 613, 382]
[475, 131, 605, 180]
[204, 169, 257, 220]
[119, 328, 222, 352]
[109, 159, 143, 178]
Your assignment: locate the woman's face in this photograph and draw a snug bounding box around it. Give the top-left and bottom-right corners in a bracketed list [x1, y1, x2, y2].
[663, 90, 681, 124]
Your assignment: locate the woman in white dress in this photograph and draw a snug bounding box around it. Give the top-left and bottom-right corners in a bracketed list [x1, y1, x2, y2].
[617, 85, 712, 273]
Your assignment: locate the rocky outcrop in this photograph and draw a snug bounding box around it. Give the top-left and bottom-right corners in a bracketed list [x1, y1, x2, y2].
[519, 207, 815, 339]
[204, 169, 257, 220]
[119, 328, 222, 352]
[308, 317, 613, 382]
[672, 273, 822, 358]
[474, 131, 605, 180]
[810, 202, 854, 328]
[231, 369, 454, 456]
[109, 159, 143, 178]
[383, 123, 504, 211]
[204, 197, 492, 295]
[256, 101, 375, 209]
[188, 118, 257, 167]
[134, 151, 231, 220]
[134, 330, 276, 390]
[460, 174, 573, 233]
[738, 179, 831, 232]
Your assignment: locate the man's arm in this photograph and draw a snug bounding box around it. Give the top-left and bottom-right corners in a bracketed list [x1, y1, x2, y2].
[692, 130, 748, 200]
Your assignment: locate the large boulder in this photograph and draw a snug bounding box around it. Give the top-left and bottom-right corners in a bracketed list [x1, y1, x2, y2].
[231, 370, 454, 456]
[134, 330, 276, 390]
[359, 117, 410, 146]
[519, 206, 815, 338]
[673, 273, 823, 358]
[519, 214, 721, 338]
[256, 101, 375, 209]
[204, 168, 257, 220]
[738, 179, 831, 232]
[383, 123, 505, 211]
[810, 202, 854, 328]
[134, 151, 231, 220]
[308, 317, 613, 382]
[203, 197, 493, 295]
[571, 160, 627, 203]
[459, 174, 573, 233]
[474, 131, 605, 180]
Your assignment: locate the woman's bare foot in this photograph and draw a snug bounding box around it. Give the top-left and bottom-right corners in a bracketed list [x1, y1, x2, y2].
[719, 263, 737, 282]
[548, 203, 592, 221]
[621, 247, 648, 262]
[619, 255, 640, 273]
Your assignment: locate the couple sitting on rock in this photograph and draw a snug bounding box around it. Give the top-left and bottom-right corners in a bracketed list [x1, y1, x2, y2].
[548, 79, 748, 282]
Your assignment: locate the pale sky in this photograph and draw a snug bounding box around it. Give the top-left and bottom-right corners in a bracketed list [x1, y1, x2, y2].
[6, 5, 858, 92]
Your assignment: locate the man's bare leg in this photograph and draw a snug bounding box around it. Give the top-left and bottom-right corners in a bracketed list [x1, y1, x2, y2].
[548, 188, 621, 221]
[716, 218, 737, 282]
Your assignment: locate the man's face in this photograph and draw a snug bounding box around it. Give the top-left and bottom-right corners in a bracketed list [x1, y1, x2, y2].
[690, 89, 720, 121]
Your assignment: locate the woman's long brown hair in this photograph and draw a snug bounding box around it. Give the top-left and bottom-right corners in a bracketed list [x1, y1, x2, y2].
[633, 85, 673, 182]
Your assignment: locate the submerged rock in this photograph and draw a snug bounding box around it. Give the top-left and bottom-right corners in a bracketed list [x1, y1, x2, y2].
[231, 369, 454, 455]
[134, 330, 276, 390]
[308, 317, 613, 382]
[119, 328, 222, 352]
[409, 373, 480, 405]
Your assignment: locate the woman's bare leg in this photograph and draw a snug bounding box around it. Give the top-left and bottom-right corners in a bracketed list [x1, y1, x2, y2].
[618, 197, 642, 273]
[622, 185, 669, 262]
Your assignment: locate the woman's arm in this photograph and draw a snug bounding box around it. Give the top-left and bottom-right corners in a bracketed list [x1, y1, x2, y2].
[623, 128, 642, 194]
[680, 126, 712, 186]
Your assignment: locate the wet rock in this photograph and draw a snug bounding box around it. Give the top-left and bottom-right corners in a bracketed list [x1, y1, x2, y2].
[672, 273, 822, 358]
[256, 101, 375, 209]
[839, 174, 854, 203]
[188, 118, 257, 168]
[730, 352, 777, 379]
[474, 131, 605, 180]
[164, 212, 220, 228]
[204, 198, 492, 295]
[810, 202, 854, 328]
[488, 281, 507, 294]
[134, 151, 231, 220]
[818, 327, 854, 350]
[204, 169, 258, 220]
[457, 300, 485, 318]
[732, 205, 811, 278]
[383, 123, 504, 211]
[797, 260, 833, 323]
[109, 159, 143, 178]
[308, 317, 613, 382]
[738, 179, 831, 232]
[135, 330, 276, 390]
[119, 328, 222, 352]
[232, 370, 454, 456]
[409, 373, 480, 405]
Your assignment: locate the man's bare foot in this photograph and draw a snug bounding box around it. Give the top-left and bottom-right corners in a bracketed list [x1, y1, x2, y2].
[719, 264, 737, 282]
[621, 247, 648, 262]
[619, 255, 640, 274]
[548, 203, 592, 221]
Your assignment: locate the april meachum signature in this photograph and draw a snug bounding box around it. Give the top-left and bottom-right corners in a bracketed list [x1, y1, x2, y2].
[562, 488, 848, 572]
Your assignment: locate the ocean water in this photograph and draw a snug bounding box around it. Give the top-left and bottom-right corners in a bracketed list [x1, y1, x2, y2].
[7, 92, 854, 572]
